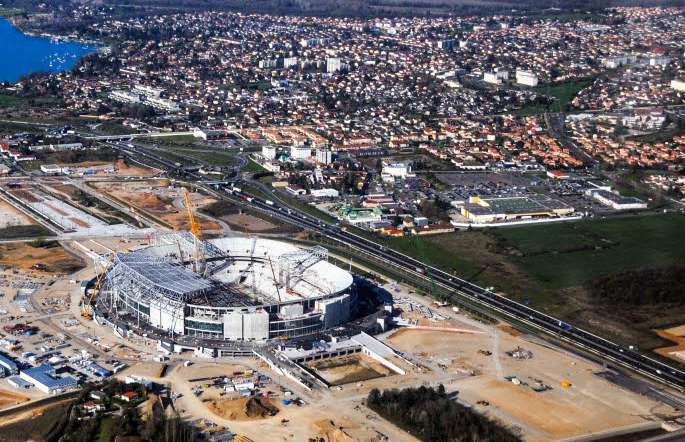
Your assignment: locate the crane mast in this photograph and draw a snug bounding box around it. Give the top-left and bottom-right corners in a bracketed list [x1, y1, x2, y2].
[81, 254, 113, 320]
[183, 189, 206, 273]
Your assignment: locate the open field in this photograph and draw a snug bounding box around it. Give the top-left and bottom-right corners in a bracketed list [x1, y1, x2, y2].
[385, 326, 671, 442]
[493, 214, 685, 290]
[0, 241, 85, 274]
[307, 353, 393, 386]
[383, 214, 685, 299]
[222, 213, 282, 232]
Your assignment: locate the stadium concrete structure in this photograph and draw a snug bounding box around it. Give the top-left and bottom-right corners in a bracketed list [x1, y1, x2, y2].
[96, 233, 355, 343]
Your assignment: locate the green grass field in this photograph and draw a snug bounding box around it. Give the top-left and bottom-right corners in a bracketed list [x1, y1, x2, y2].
[491, 214, 685, 290]
[166, 147, 238, 166]
[513, 79, 592, 116]
[243, 158, 268, 173]
[372, 214, 685, 302]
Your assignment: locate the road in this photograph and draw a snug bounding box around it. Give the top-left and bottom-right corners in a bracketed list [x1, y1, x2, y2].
[106, 139, 685, 393]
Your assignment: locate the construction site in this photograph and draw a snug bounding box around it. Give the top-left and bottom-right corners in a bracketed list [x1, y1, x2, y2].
[0, 167, 683, 441]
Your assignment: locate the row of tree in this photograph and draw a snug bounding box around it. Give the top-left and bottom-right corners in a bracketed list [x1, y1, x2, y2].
[367, 385, 520, 442]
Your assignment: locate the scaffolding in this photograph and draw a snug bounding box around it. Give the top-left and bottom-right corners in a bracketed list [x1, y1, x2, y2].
[277, 246, 328, 291]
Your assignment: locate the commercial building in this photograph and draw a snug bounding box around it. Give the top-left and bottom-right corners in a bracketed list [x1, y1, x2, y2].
[0, 353, 18, 377]
[338, 206, 383, 226]
[310, 188, 339, 198]
[516, 69, 539, 87]
[381, 162, 413, 181]
[460, 196, 575, 224]
[585, 189, 647, 210]
[40, 164, 63, 175]
[20, 364, 78, 394]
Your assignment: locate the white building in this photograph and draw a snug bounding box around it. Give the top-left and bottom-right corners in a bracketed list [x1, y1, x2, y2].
[516, 69, 539, 87]
[315, 148, 332, 165]
[671, 79, 685, 92]
[585, 189, 647, 210]
[109, 90, 140, 104]
[327, 58, 342, 73]
[381, 162, 413, 180]
[262, 145, 277, 160]
[649, 56, 671, 66]
[310, 188, 339, 198]
[483, 72, 501, 84]
[290, 145, 311, 161]
[133, 84, 164, 98]
[40, 164, 63, 175]
[283, 57, 298, 68]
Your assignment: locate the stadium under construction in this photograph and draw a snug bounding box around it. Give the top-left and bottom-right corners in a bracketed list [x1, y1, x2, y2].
[93, 232, 356, 351]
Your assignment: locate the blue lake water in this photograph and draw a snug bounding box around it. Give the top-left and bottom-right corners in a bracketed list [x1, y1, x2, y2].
[0, 18, 97, 83]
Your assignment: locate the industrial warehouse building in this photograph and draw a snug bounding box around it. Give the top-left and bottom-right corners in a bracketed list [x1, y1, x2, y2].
[459, 196, 575, 224]
[19, 364, 78, 394]
[585, 188, 648, 210]
[96, 233, 355, 343]
[0, 353, 18, 377]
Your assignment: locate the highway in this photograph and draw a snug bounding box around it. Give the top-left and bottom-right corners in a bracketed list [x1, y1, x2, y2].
[106, 139, 685, 393]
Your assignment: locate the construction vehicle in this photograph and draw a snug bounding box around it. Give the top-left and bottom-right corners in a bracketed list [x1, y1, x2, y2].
[183, 189, 206, 274]
[81, 254, 113, 320]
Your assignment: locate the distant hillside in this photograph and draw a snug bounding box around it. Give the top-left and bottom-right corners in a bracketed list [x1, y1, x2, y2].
[5, 0, 685, 18]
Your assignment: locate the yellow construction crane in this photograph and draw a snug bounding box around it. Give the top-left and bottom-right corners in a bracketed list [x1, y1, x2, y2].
[81, 254, 113, 320]
[183, 189, 206, 273]
[183, 189, 202, 240]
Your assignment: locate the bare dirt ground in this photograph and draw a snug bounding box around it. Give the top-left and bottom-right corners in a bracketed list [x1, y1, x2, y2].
[385, 325, 669, 442]
[0, 242, 85, 274]
[0, 398, 74, 428]
[92, 179, 219, 231]
[0, 200, 35, 228]
[308, 353, 393, 386]
[222, 213, 280, 232]
[654, 324, 685, 364]
[207, 397, 279, 421]
[0, 390, 30, 411]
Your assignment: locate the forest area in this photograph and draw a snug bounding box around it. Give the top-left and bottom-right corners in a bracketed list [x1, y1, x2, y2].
[366, 385, 520, 442]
